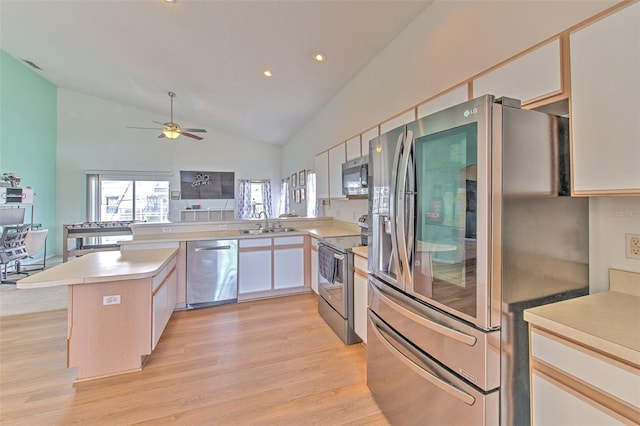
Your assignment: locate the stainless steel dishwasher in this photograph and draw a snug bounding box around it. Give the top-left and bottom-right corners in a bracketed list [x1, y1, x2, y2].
[186, 240, 238, 309]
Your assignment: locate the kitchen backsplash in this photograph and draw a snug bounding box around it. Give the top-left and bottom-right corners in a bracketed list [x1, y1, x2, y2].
[589, 196, 640, 293]
[323, 198, 368, 224]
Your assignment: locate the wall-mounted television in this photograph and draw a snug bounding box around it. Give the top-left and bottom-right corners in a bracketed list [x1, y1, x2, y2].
[180, 171, 235, 200]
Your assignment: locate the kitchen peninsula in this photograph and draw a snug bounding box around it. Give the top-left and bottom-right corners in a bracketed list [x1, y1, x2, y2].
[17, 248, 178, 381]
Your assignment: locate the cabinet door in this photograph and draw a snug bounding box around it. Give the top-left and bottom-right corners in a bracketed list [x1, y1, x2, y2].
[238, 250, 272, 293]
[310, 238, 319, 294]
[274, 247, 304, 289]
[473, 38, 562, 105]
[346, 135, 362, 161]
[531, 371, 625, 426]
[380, 109, 415, 134]
[353, 267, 368, 343]
[361, 127, 379, 157]
[417, 85, 469, 119]
[328, 144, 346, 199]
[152, 267, 177, 350]
[314, 151, 329, 199]
[570, 3, 640, 194]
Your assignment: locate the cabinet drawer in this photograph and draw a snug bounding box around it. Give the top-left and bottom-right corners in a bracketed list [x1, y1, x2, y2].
[273, 236, 304, 246]
[531, 329, 640, 407]
[239, 238, 272, 248]
[354, 254, 368, 275]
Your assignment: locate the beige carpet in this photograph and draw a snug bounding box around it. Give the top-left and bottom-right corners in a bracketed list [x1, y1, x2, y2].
[0, 257, 67, 316]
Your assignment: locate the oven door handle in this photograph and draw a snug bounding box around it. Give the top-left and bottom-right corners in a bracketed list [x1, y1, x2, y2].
[368, 315, 476, 406]
[333, 253, 344, 261]
[371, 283, 477, 347]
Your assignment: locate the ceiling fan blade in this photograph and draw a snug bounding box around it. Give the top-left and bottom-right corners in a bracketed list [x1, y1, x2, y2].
[128, 126, 163, 130]
[178, 130, 203, 140]
[153, 120, 166, 126]
[157, 133, 166, 139]
[181, 128, 207, 133]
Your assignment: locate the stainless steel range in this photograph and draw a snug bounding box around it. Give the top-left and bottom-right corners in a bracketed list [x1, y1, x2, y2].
[317, 235, 363, 345]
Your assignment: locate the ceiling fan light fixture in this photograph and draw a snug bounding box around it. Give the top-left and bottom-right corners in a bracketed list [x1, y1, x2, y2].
[163, 129, 180, 139]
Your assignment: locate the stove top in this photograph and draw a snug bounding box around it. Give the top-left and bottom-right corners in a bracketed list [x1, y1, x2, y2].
[320, 235, 365, 253]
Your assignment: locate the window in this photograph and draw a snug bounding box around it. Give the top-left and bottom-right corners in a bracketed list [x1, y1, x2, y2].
[237, 179, 272, 220]
[87, 174, 170, 223]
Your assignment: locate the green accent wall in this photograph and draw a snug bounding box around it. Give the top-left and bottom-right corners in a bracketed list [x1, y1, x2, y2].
[0, 50, 57, 257]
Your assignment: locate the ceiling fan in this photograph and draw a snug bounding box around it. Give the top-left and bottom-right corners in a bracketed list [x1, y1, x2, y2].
[128, 92, 207, 140]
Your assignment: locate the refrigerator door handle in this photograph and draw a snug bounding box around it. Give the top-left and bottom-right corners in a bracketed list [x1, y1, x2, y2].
[194, 246, 231, 251]
[371, 282, 477, 346]
[396, 130, 414, 286]
[389, 132, 405, 281]
[368, 314, 476, 406]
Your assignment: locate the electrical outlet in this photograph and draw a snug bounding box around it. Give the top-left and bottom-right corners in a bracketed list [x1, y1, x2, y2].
[218, 224, 227, 230]
[162, 227, 172, 233]
[626, 233, 640, 260]
[103, 295, 121, 305]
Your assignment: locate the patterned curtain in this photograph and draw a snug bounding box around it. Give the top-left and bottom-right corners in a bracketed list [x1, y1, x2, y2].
[278, 179, 289, 216]
[237, 179, 252, 219]
[261, 180, 273, 217]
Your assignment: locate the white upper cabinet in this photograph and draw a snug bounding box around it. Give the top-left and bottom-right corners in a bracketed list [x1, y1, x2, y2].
[361, 127, 379, 157]
[346, 135, 362, 161]
[570, 3, 640, 194]
[418, 85, 469, 119]
[314, 151, 329, 199]
[329, 144, 346, 199]
[380, 109, 415, 134]
[473, 38, 562, 105]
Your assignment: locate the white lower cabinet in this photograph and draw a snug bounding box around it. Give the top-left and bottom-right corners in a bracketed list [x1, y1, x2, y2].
[238, 250, 272, 293]
[353, 254, 368, 344]
[274, 247, 304, 289]
[152, 266, 177, 350]
[529, 327, 639, 425]
[238, 235, 306, 298]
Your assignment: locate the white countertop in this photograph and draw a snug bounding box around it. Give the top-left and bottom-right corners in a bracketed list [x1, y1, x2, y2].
[524, 270, 640, 366]
[17, 248, 178, 289]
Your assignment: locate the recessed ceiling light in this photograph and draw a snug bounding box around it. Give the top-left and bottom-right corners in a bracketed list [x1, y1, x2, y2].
[313, 53, 326, 62]
[264, 70, 273, 77]
[165, 0, 176, 3]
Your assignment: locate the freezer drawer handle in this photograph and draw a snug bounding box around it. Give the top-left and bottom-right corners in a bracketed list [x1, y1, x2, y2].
[372, 283, 477, 347]
[194, 246, 232, 251]
[369, 316, 476, 406]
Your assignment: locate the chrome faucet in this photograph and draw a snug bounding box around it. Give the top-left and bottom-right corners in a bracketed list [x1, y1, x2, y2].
[258, 211, 269, 230]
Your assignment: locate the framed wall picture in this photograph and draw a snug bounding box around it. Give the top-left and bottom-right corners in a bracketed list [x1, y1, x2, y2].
[298, 170, 306, 187]
[291, 172, 297, 188]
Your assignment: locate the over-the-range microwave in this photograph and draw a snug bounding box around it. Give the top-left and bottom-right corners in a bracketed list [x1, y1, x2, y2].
[342, 155, 368, 197]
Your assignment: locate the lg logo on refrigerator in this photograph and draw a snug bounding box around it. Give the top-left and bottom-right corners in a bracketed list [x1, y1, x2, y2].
[463, 107, 478, 117]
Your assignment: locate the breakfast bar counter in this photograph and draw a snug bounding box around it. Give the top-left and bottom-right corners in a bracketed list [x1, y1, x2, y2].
[17, 249, 179, 382]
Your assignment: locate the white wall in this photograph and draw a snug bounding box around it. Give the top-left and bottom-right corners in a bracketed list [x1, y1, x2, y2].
[56, 88, 282, 253]
[589, 197, 640, 293]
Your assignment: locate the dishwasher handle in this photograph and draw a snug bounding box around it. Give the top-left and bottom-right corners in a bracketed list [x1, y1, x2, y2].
[194, 245, 232, 252]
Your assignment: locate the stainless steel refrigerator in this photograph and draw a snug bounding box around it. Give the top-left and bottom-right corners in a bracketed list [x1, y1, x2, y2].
[367, 95, 589, 425]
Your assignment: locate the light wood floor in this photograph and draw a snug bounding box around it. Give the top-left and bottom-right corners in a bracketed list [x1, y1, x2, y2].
[0, 293, 389, 425]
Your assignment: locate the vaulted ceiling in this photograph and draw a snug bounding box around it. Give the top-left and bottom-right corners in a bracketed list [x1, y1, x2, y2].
[0, 0, 432, 144]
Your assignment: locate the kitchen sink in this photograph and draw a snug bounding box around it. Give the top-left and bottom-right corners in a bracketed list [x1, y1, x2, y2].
[270, 227, 298, 233]
[240, 229, 268, 235]
[239, 227, 298, 235]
